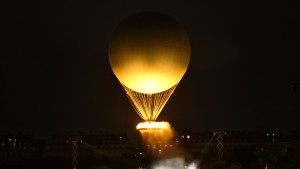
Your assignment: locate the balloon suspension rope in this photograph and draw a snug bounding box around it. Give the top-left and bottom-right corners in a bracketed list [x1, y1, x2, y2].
[123, 84, 177, 121]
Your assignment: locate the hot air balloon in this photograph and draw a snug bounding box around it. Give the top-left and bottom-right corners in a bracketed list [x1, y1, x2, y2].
[109, 12, 190, 127]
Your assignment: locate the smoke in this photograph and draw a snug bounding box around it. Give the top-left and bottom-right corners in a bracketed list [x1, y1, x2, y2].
[138, 122, 199, 169]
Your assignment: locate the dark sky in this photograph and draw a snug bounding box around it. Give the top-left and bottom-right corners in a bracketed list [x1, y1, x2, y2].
[1, 0, 299, 138]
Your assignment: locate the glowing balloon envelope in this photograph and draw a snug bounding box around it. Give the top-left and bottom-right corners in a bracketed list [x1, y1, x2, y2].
[109, 12, 190, 121]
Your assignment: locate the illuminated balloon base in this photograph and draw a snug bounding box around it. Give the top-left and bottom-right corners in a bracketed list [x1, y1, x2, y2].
[136, 121, 170, 130]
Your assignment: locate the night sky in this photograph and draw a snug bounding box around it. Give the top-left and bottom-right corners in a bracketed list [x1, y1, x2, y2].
[1, 0, 299, 138]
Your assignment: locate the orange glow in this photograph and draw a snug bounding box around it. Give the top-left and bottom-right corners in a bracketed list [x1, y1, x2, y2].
[136, 121, 170, 130]
[110, 56, 189, 94]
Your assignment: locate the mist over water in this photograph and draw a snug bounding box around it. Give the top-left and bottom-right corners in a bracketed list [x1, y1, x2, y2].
[152, 157, 198, 169]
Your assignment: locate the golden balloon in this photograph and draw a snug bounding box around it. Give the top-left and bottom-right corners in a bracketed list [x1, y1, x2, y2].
[109, 12, 190, 94]
[109, 12, 190, 121]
